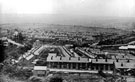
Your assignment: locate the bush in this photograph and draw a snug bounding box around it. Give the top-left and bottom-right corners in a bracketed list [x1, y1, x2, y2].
[28, 76, 43, 82]
[0, 77, 5, 82]
[2, 64, 33, 80]
[49, 77, 63, 82]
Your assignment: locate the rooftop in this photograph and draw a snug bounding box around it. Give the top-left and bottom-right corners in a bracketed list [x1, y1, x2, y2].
[47, 56, 91, 63]
[115, 62, 135, 69]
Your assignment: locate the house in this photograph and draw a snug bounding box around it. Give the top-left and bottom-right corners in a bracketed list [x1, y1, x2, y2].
[91, 59, 114, 74]
[115, 62, 135, 75]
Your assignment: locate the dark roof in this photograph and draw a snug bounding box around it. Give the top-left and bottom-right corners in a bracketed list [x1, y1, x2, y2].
[92, 59, 114, 64]
[47, 56, 91, 63]
[115, 62, 135, 69]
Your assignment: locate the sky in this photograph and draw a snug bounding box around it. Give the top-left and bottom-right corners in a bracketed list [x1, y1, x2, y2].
[0, 0, 135, 17]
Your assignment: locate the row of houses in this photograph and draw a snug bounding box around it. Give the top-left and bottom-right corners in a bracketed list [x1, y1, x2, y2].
[33, 54, 135, 76]
[13, 43, 135, 77]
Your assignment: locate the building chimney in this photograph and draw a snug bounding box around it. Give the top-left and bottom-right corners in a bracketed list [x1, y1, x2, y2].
[96, 58, 98, 62]
[105, 58, 107, 62]
[116, 59, 119, 62]
[121, 63, 123, 67]
[78, 57, 80, 60]
[51, 56, 53, 60]
[127, 59, 130, 63]
[69, 57, 71, 60]
[60, 56, 62, 60]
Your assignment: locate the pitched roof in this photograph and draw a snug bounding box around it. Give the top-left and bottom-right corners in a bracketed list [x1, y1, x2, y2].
[115, 62, 135, 69]
[47, 56, 91, 63]
[91, 59, 114, 64]
[34, 66, 47, 70]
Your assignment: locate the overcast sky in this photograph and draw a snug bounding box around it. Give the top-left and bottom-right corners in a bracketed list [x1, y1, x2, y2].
[0, 0, 135, 17]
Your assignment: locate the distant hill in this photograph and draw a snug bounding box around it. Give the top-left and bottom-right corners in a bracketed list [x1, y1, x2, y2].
[0, 23, 126, 35]
[1, 14, 135, 30]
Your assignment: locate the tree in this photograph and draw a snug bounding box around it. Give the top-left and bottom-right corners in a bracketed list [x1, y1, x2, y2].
[49, 77, 63, 82]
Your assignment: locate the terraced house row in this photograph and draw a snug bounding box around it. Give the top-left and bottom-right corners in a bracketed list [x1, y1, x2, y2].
[16, 43, 135, 76]
[33, 52, 135, 76]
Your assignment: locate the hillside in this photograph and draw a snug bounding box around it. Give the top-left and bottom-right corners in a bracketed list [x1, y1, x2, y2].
[1, 14, 135, 30]
[0, 23, 126, 34]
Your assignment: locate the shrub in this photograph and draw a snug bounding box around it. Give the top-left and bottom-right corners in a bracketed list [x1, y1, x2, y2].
[28, 76, 43, 82]
[2, 64, 33, 80]
[49, 77, 63, 82]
